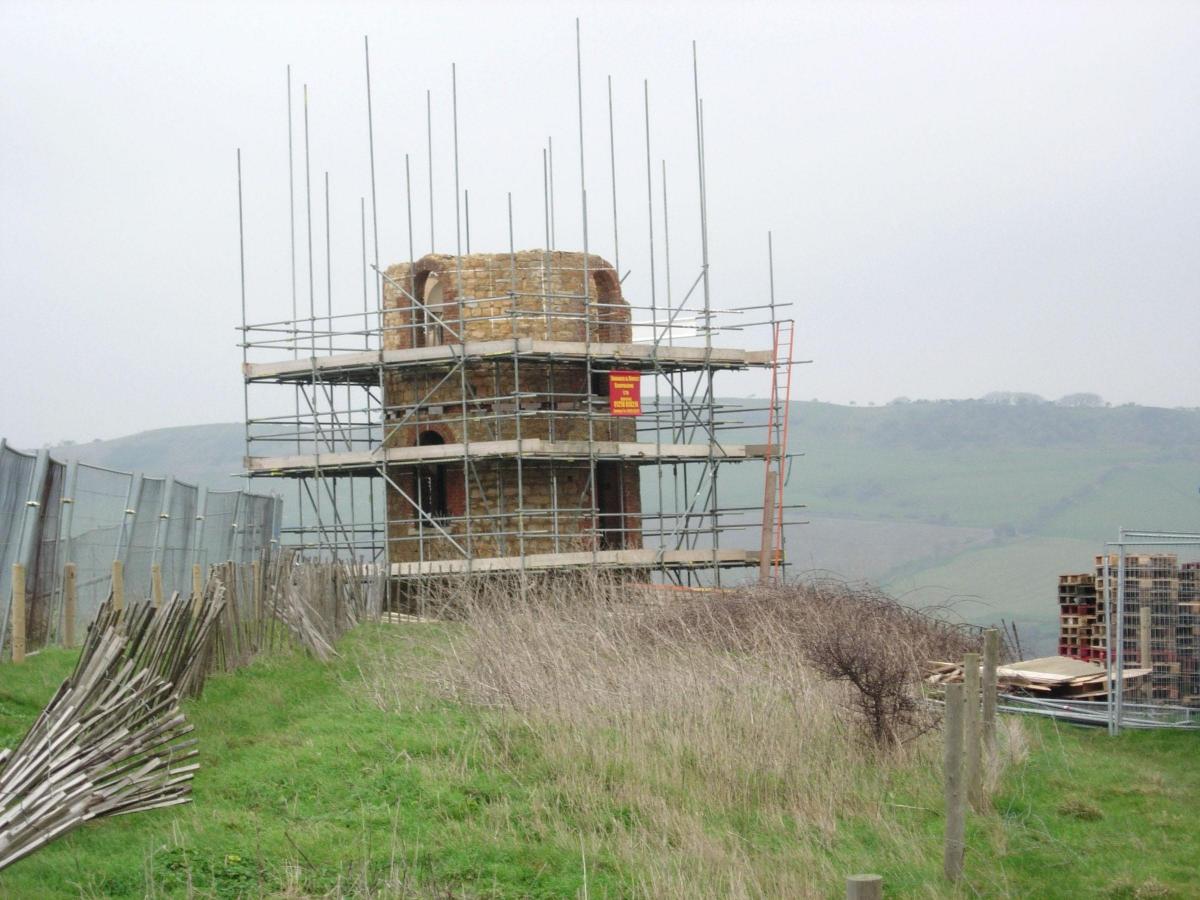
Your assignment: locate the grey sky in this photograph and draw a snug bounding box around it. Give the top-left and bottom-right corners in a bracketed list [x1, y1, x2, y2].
[2, 0, 1197, 449]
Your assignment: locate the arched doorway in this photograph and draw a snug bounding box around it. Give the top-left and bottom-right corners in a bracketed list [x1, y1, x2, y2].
[415, 431, 448, 520]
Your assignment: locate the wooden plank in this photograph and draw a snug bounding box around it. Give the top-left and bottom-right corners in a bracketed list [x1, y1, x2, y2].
[242, 340, 774, 382]
[390, 547, 762, 577]
[246, 438, 757, 475]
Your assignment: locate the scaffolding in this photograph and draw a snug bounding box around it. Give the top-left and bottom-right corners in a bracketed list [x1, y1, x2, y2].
[238, 33, 802, 588]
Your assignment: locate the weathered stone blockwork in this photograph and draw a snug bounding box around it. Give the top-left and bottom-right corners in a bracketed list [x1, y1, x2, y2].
[381, 251, 642, 565]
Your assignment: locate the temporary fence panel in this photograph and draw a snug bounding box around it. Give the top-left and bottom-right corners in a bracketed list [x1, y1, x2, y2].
[0, 440, 281, 654]
[1102, 532, 1200, 734]
[0, 443, 37, 648]
[27, 458, 65, 647]
[61, 463, 134, 640]
[198, 490, 241, 569]
[123, 475, 165, 599]
[161, 480, 199, 598]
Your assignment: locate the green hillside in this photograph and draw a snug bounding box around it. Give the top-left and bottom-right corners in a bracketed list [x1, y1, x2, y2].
[41, 399, 1200, 654]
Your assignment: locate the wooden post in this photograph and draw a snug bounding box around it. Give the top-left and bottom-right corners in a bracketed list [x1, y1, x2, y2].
[846, 874, 883, 899]
[192, 563, 203, 616]
[111, 560, 124, 614]
[63, 562, 77, 649]
[982, 628, 999, 757]
[943, 682, 965, 882]
[251, 559, 261, 623]
[758, 470, 777, 584]
[151, 562, 164, 610]
[964, 651, 983, 810]
[11, 563, 26, 664]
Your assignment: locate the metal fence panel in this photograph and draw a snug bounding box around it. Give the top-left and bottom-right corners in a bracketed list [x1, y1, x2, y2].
[161, 480, 198, 597]
[199, 490, 241, 569]
[28, 458, 65, 647]
[124, 476, 165, 599]
[62, 463, 133, 637]
[0, 443, 36, 648]
[1103, 532, 1200, 733]
[0, 439, 280, 652]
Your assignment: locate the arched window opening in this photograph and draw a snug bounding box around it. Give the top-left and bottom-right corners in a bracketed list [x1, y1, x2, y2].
[416, 431, 448, 520]
[410, 273, 444, 348]
[590, 268, 625, 342]
[422, 276, 444, 346]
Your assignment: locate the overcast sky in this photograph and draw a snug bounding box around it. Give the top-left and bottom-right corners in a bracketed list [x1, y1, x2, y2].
[2, 0, 1198, 448]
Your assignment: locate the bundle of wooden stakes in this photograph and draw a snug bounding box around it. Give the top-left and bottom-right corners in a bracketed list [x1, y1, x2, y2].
[0, 589, 225, 871]
[0, 557, 385, 872]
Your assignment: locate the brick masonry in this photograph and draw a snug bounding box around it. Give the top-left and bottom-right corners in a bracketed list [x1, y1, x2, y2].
[382, 251, 643, 564]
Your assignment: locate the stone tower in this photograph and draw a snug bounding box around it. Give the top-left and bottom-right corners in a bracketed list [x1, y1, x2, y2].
[380, 250, 643, 566]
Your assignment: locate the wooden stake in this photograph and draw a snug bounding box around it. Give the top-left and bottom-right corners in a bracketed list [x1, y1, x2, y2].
[982, 628, 999, 757]
[943, 682, 965, 882]
[251, 559, 261, 624]
[963, 651, 983, 810]
[758, 470, 777, 584]
[111, 560, 124, 615]
[151, 563, 163, 610]
[846, 874, 883, 899]
[11, 563, 26, 664]
[63, 563, 77, 649]
[192, 564, 203, 616]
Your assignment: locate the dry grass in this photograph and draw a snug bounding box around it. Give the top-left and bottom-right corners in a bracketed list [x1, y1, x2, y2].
[364, 574, 1004, 897]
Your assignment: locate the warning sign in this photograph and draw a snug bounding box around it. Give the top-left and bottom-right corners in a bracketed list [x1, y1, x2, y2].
[608, 370, 642, 416]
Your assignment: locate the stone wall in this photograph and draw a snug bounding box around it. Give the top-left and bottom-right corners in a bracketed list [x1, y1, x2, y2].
[381, 250, 643, 566]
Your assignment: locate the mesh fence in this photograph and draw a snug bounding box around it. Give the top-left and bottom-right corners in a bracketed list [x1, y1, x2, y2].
[124, 476, 165, 600]
[161, 481, 198, 598]
[1101, 536, 1200, 729]
[200, 490, 241, 566]
[0, 441, 281, 653]
[0, 446, 37, 649]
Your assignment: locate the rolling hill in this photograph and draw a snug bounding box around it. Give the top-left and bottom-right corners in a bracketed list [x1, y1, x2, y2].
[40, 398, 1200, 654]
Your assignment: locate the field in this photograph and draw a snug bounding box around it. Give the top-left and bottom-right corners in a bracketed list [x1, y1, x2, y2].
[3, 602, 1197, 899]
[44, 399, 1200, 656]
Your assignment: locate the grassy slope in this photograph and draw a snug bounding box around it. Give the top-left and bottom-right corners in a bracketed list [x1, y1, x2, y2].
[2, 630, 1197, 899]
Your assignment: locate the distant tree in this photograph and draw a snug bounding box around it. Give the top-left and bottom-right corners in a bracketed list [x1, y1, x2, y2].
[1056, 392, 1104, 408]
[889, 396, 911, 405]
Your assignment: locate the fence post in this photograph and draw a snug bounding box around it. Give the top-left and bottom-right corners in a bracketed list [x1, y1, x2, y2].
[251, 558, 261, 624]
[11, 563, 26, 664]
[112, 560, 124, 616]
[943, 682, 965, 881]
[63, 562, 77, 648]
[192, 563, 203, 615]
[982, 628, 999, 757]
[151, 562, 164, 610]
[964, 651, 983, 810]
[846, 874, 882, 899]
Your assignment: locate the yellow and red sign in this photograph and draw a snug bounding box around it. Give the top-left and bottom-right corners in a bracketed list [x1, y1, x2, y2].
[608, 370, 642, 416]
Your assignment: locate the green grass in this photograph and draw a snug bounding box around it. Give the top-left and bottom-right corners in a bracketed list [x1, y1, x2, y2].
[2, 629, 1197, 898]
[0, 630, 625, 898]
[984, 723, 1200, 897]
